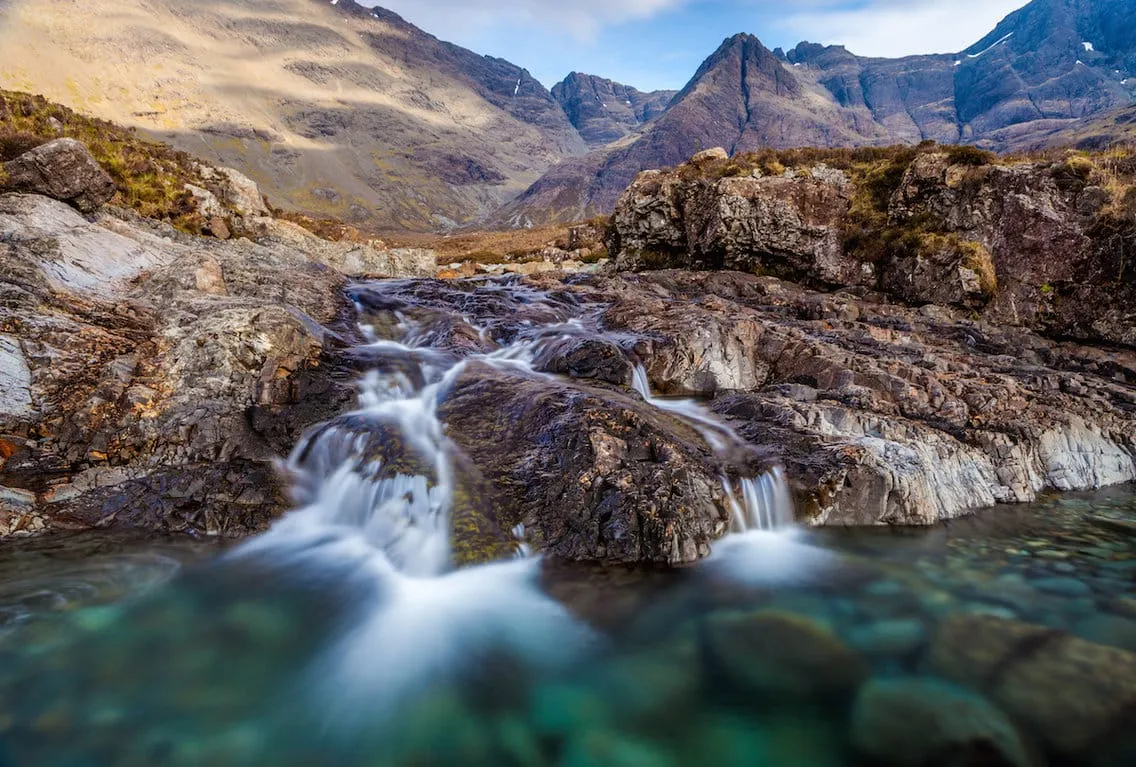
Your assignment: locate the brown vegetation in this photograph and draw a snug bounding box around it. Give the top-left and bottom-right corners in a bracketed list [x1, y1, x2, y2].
[386, 218, 610, 265]
[0, 89, 208, 232]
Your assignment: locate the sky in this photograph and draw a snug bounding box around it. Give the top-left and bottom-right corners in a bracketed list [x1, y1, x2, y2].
[380, 0, 1032, 92]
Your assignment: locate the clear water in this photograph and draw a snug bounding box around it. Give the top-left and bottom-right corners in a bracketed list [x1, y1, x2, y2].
[1, 276, 1133, 766]
[0, 487, 1131, 766]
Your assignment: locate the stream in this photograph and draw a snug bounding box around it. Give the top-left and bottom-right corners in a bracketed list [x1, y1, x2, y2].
[0, 277, 1133, 766]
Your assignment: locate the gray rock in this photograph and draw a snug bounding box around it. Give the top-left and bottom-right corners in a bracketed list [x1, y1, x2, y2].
[241, 217, 436, 278]
[0, 191, 353, 535]
[1, 138, 115, 213]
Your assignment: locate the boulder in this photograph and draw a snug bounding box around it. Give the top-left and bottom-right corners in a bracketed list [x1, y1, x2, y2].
[889, 153, 1136, 347]
[609, 165, 855, 285]
[438, 364, 736, 565]
[850, 677, 1036, 767]
[207, 165, 270, 218]
[690, 147, 729, 164]
[929, 614, 1136, 760]
[1, 138, 115, 213]
[705, 609, 869, 701]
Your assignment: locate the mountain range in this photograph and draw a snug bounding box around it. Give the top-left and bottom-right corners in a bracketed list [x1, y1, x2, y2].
[1, 0, 1133, 230]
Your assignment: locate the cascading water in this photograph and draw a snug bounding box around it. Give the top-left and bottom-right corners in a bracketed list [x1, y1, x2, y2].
[266, 279, 795, 581]
[630, 365, 795, 532]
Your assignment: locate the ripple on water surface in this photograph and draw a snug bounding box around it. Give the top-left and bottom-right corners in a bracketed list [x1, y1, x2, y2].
[0, 488, 1132, 766]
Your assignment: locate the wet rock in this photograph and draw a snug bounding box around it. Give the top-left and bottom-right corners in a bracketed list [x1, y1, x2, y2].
[850, 677, 1036, 767]
[534, 337, 634, 386]
[0, 138, 115, 213]
[704, 609, 869, 701]
[602, 271, 1136, 523]
[439, 365, 735, 565]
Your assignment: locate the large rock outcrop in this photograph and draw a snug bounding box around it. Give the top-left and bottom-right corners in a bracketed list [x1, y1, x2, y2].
[608, 149, 1136, 349]
[609, 161, 856, 285]
[0, 192, 358, 536]
[889, 152, 1136, 347]
[594, 270, 1136, 524]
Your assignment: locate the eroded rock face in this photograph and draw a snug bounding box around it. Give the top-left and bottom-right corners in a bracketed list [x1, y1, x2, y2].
[0, 193, 355, 536]
[610, 164, 854, 285]
[349, 270, 1135, 531]
[890, 152, 1136, 347]
[596, 270, 1136, 525]
[608, 151, 1136, 349]
[1, 138, 115, 213]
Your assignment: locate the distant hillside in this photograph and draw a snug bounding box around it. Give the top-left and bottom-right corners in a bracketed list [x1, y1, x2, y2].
[0, 0, 586, 231]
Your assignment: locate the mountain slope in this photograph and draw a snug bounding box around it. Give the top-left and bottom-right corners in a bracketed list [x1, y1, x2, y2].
[552, 73, 676, 146]
[0, 0, 585, 231]
[508, 0, 1136, 226]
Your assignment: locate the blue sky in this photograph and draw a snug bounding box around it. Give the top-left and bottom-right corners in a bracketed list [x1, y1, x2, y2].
[380, 0, 1032, 92]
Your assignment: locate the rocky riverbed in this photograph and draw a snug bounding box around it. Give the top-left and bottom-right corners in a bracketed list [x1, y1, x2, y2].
[0, 487, 1132, 766]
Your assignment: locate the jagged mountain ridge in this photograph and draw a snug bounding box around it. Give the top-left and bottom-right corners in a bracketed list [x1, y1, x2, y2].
[551, 73, 676, 146]
[504, 0, 1136, 226]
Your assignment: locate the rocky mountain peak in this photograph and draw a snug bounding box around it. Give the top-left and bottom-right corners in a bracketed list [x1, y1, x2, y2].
[682, 33, 802, 101]
[551, 72, 676, 146]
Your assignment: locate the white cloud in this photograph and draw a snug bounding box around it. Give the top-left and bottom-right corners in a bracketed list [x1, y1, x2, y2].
[380, 0, 683, 42]
[773, 0, 1032, 57]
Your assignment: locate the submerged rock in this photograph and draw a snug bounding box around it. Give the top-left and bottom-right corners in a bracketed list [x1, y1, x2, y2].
[929, 614, 1136, 760]
[704, 609, 869, 701]
[850, 677, 1036, 767]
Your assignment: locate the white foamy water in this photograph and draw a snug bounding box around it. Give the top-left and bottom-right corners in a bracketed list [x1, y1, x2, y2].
[632, 365, 795, 532]
[231, 280, 800, 714]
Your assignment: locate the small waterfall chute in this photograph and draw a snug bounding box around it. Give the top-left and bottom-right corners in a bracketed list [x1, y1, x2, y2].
[632, 364, 795, 532]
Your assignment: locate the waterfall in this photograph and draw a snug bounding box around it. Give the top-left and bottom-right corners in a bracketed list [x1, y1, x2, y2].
[631, 365, 795, 532]
[255, 282, 794, 583]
